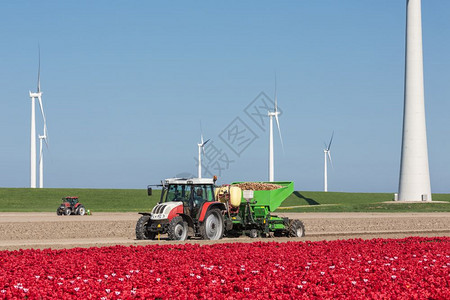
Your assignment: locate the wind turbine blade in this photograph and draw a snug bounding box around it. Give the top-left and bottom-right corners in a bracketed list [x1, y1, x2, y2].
[328, 151, 333, 168]
[43, 127, 49, 147]
[273, 72, 284, 153]
[327, 131, 334, 150]
[274, 72, 278, 113]
[37, 97, 47, 133]
[275, 114, 284, 153]
[37, 97, 46, 123]
[37, 96, 48, 147]
[202, 138, 210, 147]
[37, 44, 41, 93]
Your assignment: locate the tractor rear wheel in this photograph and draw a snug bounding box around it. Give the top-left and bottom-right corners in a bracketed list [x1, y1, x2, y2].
[64, 208, 72, 215]
[135, 215, 156, 240]
[168, 216, 188, 241]
[200, 209, 224, 240]
[288, 219, 305, 237]
[77, 206, 86, 216]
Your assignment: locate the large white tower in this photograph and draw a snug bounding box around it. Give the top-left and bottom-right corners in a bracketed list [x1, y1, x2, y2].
[398, 0, 432, 201]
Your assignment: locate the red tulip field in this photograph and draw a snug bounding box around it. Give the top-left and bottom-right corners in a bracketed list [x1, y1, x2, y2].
[0, 237, 448, 299]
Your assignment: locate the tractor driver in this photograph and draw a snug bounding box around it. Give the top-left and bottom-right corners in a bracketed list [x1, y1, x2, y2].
[192, 187, 204, 212]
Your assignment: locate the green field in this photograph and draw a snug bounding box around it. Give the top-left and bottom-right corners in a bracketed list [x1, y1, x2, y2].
[280, 191, 450, 212]
[0, 188, 162, 213]
[0, 188, 449, 213]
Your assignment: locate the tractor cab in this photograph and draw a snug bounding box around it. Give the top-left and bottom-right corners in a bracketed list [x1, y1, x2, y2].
[63, 197, 79, 207]
[160, 178, 215, 218]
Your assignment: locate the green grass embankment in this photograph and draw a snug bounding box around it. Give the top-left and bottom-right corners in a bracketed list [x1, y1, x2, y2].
[278, 191, 450, 213]
[0, 188, 161, 213]
[0, 188, 449, 213]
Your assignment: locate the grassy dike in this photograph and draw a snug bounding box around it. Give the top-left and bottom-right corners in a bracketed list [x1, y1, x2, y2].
[280, 191, 450, 212]
[0, 188, 161, 213]
[0, 188, 449, 213]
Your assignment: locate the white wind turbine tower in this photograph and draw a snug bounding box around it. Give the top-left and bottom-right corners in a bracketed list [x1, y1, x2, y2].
[197, 133, 210, 179]
[29, 47, 48, 188]
[323, 132, 334, 192]
[268, 78, 284, 182]
[29, 48, 42, 188]
[398, 0, 432, 201]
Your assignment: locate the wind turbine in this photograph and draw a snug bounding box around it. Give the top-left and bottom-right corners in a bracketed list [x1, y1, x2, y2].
[29, 46, 48, 188]
[268, 76, 284, 182]
[323, 132, 334, 192]
[197, 133, 210, 179]
[29, 47, 42, 188]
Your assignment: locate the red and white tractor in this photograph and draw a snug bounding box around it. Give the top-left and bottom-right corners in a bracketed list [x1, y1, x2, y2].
[56, 197, 86, 216]
[136, 177, 227, 240]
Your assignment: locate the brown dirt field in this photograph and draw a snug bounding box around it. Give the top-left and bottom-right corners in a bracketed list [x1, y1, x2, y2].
[0, 212, 449, 251]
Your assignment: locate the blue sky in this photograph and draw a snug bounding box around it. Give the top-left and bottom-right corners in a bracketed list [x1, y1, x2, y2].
[1, 1, 450, 192]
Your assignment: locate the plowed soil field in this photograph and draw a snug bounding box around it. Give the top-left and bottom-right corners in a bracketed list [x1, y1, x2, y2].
[0, 212, 449, 250]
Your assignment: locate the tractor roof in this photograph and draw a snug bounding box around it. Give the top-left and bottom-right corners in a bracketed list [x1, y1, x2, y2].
[164, 177, 215, 185]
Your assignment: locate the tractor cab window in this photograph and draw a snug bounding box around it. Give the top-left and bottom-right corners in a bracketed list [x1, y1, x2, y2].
[165, 184, 192, 203]
[191, 184, 214, 209]
[191, 185, 214, 201]
[66, 198, 77, 206]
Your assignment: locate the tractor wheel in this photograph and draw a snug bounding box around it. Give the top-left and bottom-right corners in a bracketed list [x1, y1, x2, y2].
[288, 219, 305, 237]
[64, 208, 72, 215]
[135, 215, 156, 240]
[167, 216, 188, 241]
[76, 206, 86, 216]
[199, 209, 224, 240]
[56, 208, 62, 216]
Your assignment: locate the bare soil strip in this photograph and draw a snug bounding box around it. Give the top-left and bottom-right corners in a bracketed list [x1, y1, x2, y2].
[0, 212, 448, 251]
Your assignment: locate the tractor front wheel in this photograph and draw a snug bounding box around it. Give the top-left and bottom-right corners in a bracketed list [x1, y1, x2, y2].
[64, 208, 72, 215]
[56, 207, 63, 216]
[77, 206, 86, 216]
[200, 209, 224, 240]
[135, 215, 156, 240]
[288, 219, 305, 237]
[168, 216, 188, 241]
